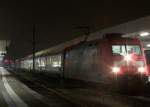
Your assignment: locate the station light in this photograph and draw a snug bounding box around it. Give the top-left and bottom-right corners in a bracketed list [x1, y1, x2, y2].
[147, 44, 150, 47]
[140, 32, 149, 37]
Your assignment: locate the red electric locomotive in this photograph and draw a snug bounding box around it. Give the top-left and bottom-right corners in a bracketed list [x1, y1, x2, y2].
[107, 34, 147, 76]
[65, 33, 148, 93]
[106, 34, 148, 93]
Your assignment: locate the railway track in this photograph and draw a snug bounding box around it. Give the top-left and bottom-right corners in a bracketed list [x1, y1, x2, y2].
[10, 70, 103, 107]
[9, 69, 150, 107]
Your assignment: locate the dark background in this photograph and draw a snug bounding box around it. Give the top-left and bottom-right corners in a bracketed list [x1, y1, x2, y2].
[1, 0, 150, 59]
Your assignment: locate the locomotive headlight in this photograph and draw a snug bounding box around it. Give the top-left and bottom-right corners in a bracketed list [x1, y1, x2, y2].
[138, 67, 145, 73]
[124, 54, 132, 61]
[112, 67, 120, 73]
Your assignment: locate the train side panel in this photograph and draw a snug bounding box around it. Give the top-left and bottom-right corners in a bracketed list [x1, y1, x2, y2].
[64, 44, 100, 82]
[64, 40, 112, 83]
[98, 38, 114, 83]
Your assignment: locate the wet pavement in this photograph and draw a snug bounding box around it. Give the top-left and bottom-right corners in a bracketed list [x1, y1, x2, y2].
[0, 67, 76, 107]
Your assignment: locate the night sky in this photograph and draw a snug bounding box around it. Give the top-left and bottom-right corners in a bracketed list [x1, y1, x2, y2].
[1, 0, 150, 59]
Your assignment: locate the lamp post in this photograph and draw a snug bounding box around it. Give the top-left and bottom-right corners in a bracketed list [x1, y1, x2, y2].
[32, 24, 36, 72]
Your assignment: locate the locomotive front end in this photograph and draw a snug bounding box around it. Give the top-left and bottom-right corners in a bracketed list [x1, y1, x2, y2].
[112, 45, 147, 76]
[109, 36, 148, 94]
[111, 38, 148, 75]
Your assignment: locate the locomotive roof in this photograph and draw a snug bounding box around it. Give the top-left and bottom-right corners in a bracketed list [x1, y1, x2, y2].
[26, 33, 138, 58]
[27, 36, 101, 58]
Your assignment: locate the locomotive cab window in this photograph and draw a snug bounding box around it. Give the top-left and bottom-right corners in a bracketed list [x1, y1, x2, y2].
[112, 45, 126, 55]
[112, 45, 141, 55]
[126, 45, 141, 55]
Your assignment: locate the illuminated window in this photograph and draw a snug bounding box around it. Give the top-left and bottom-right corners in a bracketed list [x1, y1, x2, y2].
[112, 45, 126, 55]
[126, 45, 141, 55]
[112, 45, 141, 55]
